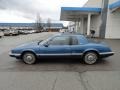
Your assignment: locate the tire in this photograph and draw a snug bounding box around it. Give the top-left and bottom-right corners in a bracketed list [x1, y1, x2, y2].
[83, 52, 98, 65]
[22, 52, 36, 65]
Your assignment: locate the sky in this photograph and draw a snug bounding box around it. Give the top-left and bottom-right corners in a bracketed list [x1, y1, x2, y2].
[0, 0, 88, 26]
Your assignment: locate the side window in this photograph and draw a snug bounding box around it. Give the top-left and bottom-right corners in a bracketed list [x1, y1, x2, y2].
[49, 36, 70, 45]
[72, 37, 78, 45]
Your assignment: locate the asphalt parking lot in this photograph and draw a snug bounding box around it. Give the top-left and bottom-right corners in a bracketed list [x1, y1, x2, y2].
[0, 32, 120, 90]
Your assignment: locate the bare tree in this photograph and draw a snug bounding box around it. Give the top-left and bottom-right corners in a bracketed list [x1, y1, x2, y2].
[35, 13, 43, 32]
[46, 18, 51, 31]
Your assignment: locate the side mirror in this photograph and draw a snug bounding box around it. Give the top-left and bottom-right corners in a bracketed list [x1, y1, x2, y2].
[44, 43, 49, 47]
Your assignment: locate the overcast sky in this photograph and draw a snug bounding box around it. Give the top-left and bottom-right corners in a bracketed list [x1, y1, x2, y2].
[0, 0, 87, 25]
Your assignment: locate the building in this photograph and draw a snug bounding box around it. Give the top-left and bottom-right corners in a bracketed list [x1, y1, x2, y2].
[0, 23, 63, 32]
[0, 23, 34, 30]
[43, 23, 63, 32]
[60, 0, 120, 39]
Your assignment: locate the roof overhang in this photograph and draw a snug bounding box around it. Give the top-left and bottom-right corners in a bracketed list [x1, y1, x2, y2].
[109, 0, 120, 12]
[60, 7, 101, 21]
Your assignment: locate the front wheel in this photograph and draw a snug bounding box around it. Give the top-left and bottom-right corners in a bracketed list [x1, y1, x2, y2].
[22, 52, 36, 65]
[83, 52, 98, 65]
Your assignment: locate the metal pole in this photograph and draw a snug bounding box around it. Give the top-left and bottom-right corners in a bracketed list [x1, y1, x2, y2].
[99, 0, 109, 38]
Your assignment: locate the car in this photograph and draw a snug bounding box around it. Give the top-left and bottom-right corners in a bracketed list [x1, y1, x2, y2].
[18, 30, 28, 35]
[31, 30, 37, 33]
[27, 30, 37, 34]
[4, 29, 19, 36]
[9, 33, 114, 65]
[59, 29, 65, 33]
[0, 30, 4, 38]
[10, 30, 19, 36]
[4, 30, 10, 36]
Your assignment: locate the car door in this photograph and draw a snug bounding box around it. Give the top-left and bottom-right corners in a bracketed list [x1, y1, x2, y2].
[39, 36, 71, 56]
[70, 36, 84, 56]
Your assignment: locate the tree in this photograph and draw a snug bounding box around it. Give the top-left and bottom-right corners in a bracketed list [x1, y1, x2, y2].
[35, 13, 43, 32]
[46, 18, 51, 31]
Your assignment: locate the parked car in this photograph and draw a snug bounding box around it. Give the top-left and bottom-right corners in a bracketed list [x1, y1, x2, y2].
[4, 30, 10, 36]
[9, 33, 114, 65]
[0, 30, 4, 38]
[28, 30, 34, 34]
[35, 30, 42, 33]
[27, 30, 36, 34]
[18, 30, 28, 35]
[4, 29, 19, 36]
[31, 30, 36, 33]
[59, 29, 65, 33]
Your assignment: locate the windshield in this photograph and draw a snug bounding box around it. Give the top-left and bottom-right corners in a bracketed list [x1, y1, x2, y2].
[40, 37, 52, 45]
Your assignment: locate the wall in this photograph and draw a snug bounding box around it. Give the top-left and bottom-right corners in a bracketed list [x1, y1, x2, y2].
[84, 0, 116, 8]
[84, 0, 102, 8]
[109, 0, 118, 4]
[105, 0, 120, 39]
[84, 0, 120, 39]
[83, 0, 102, 37]
[105, 9, 120, 39]
[90, 15, 101, 37]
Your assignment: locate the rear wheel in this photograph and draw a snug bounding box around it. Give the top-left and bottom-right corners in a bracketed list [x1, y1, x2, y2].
[83, 52, 98, 65]
[22, 52, 36, 65]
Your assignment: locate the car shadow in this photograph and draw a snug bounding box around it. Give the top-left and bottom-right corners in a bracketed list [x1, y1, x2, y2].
[8, 57, 112, 72]
[36, 57, 108, 65]
[37, 58, 81, 64]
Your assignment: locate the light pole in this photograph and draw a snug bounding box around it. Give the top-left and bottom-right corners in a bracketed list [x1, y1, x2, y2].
[99, 0, 109, 38]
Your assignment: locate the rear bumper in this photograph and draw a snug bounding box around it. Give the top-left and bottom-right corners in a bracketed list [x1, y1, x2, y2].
[99, 52, 114, 58]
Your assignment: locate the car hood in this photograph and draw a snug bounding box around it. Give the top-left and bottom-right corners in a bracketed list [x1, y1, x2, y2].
[15, 41, 39, 49]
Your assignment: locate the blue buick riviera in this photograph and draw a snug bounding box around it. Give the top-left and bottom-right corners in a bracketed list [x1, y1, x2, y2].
[9, 33, 114, 65]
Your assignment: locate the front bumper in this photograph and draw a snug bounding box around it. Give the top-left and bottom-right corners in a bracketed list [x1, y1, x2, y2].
[99, 52, 114, 58]
[9, 52, 21, 58]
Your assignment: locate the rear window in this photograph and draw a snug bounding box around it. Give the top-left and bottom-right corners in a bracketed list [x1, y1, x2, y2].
[79, 36, 88, 44]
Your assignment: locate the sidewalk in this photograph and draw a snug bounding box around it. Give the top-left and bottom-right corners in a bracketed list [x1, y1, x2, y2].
[0, 71, 120, 90]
